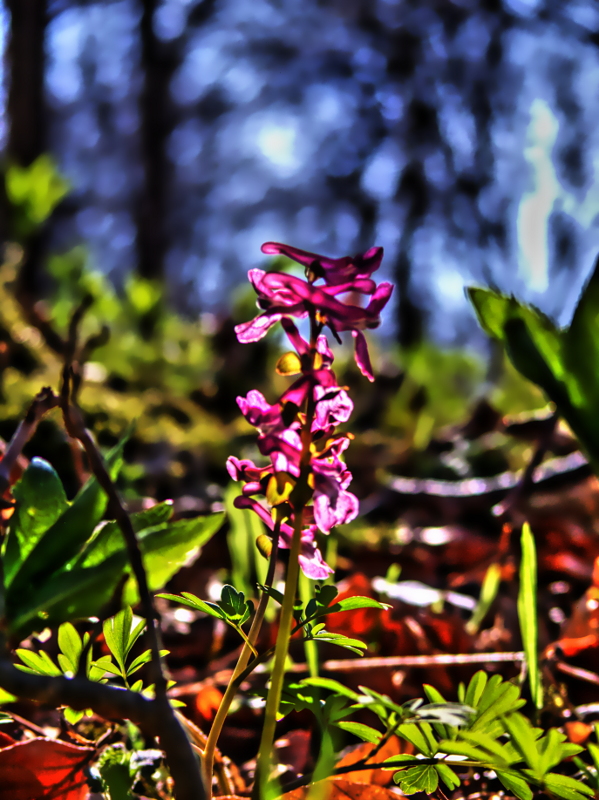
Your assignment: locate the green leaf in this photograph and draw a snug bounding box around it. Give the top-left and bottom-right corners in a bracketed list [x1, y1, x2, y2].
[127, 649, 168, 677]
[15, 648, 61, 676]
[468, 280, 599, 471]
[518, 523, 542, 710]
[157, 592, 225, 621]
[334, 722, 382, 744]
[225, 483, 267, 600]
[324, 597, 391, 615]
[544, 773, 595, 800]
[300, 677, 361, 701]
[73, 500, 175, 568]
[7, 556, 126, 638]
[464, 671, 488, 709]
[57, 622, 83, 674]
[435, 763, 461, 791]
[307, 628, 367, 655]
[503, 713, 541, 776]
[394, 765, 438, 794]
[7, 439, 125, 595]
[496, 769, 534, 800]
[396, 722, 438, 757]
[104, 606, 134, 674]
[3, 459, 68, 584]
[219, 584, 251, 624]
[416, 702, 474, 728]
[125, 513, 224, 604]
[467, 563, 502, 635]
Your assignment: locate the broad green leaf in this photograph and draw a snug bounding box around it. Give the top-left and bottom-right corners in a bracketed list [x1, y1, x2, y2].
[72, 500, 175, 568]
[497, 769, 534, 800]
[3, 459, 68, 583]
[468, 280, 599, 470]
[124, 513, 224, 604]
[518, 523, 542, 709]
[7, 556, 126, 638]
[334, 722, 382, 744]
[7, 439, 125, 595]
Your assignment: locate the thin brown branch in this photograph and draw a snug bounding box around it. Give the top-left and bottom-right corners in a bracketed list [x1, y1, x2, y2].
[555, 660, 599, 687]
[0, 386, 58, 491]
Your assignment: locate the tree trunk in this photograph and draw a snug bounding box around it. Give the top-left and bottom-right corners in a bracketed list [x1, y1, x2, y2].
[136, 0, 178, 282]
[3, 0, 48, 292]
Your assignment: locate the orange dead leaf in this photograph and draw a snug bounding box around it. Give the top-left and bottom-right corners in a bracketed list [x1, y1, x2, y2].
[565, 721, 593, 745]
[335, 735, 402, 786]
[195, 684, 223, 723]
[0, 736, 94, 800]
[282, 778, 401, 800]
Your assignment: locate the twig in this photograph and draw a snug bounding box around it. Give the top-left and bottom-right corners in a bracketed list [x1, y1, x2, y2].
[0, 386, 58, 492]
[493, 411, 559, 518]
[53, 300, 205, 800]
[555, 661, 599, 687]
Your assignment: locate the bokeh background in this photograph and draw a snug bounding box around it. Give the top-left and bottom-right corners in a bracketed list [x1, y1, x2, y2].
[3, 0, 599, 346]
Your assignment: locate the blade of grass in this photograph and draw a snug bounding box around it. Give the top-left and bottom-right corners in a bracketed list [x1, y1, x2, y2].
[518, 523, 542, 710]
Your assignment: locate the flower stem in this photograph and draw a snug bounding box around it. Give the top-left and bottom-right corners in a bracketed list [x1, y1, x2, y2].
[202, 525, 280, 796]
[253, 510, 304, 800]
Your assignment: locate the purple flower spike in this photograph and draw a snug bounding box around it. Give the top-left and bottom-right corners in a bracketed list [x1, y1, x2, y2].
[313, 386, 353, 432]
[233, 496, 333, 579]
[261, 241, 384, 288]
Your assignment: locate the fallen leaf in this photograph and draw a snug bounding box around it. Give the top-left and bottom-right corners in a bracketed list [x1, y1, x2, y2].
[0, 736, 94, 800]
[282, 778, 401, 800]
[335, 735, 402, 786]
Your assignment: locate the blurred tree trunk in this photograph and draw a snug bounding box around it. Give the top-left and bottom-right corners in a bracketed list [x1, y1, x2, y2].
[3, 0, 48, 293]
[137, 0, 178, 282]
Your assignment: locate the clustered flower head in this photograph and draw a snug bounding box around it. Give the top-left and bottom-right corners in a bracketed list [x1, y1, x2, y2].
[227, 242, 393, 579]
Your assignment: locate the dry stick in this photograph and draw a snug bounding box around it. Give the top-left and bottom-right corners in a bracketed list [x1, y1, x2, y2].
[56, 305, 204, 800]
[493, 411, 559, 519]
[61, 401, 206, 800]
[203, 525, 280, 796]
[0, 386, 59, 493]
[554, 660, 599, 687]
[171, 650, 526, 697]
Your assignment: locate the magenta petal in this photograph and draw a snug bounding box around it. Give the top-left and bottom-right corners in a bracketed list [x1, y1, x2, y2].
[281, 376, 311, 408]
[365, 281, 394, 317]
[280, 317, 309, 355]
[352, 330, 374, 381]
[235, 312, 282, 343]
[299, 546, 334, 579]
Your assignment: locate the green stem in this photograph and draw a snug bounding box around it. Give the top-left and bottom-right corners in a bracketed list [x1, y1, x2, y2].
[202, 525, 280, 796]
[253, 511, 304, 800]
